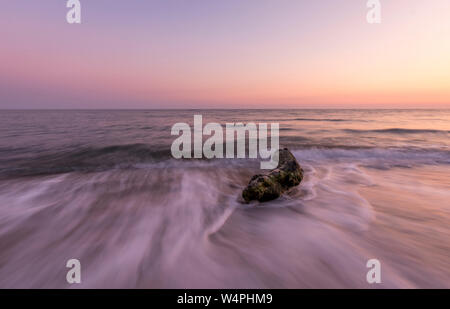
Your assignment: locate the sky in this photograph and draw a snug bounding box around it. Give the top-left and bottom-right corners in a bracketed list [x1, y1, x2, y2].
[1, 0, 449, 109]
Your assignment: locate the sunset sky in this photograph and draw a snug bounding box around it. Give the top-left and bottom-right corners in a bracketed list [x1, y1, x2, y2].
[1, 0, 449, 109]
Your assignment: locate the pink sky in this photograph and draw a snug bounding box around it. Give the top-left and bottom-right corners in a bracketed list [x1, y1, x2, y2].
[1, 0, 449, 108]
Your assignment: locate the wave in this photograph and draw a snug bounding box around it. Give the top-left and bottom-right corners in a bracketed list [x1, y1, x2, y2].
[1, 140, 449, 179]
[2, 147, 446, 288]
[292, 147, 450, 168]
[343, 128, 450, 134]
[0, 144, 172, 179]
[295, 118, 350, 122]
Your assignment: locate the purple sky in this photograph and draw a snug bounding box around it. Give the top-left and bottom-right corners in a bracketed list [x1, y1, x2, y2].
[1, 0, 449, 108]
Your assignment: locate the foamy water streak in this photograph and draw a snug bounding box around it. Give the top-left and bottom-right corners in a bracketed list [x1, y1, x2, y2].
[0, 110, 449, 288]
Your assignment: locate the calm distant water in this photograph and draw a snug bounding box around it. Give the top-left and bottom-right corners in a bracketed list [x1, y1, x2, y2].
[0, 109, 449, 288]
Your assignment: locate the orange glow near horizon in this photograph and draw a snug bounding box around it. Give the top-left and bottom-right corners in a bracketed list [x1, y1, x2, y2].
[1, 1, 449, 108]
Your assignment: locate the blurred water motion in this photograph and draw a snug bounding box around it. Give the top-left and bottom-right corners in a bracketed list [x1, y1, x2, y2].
[0, 109, 449, 288]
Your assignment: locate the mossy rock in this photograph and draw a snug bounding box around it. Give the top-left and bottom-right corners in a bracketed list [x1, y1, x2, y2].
[242, 148, 303, 203]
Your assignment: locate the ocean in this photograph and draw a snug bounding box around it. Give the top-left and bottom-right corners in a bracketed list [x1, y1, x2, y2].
[0, 109, 449, 288]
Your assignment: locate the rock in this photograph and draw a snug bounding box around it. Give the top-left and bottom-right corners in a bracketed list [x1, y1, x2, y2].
[242, 148, 304, 203]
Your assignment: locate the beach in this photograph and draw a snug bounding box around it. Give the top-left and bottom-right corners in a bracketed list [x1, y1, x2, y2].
[0, 109, 448, 288]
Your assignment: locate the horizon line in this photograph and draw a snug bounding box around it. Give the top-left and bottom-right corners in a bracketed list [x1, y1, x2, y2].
[1, 108, 449, 111]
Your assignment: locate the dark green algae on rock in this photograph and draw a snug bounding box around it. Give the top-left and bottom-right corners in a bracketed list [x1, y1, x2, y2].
[242, 148, 304, 203]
